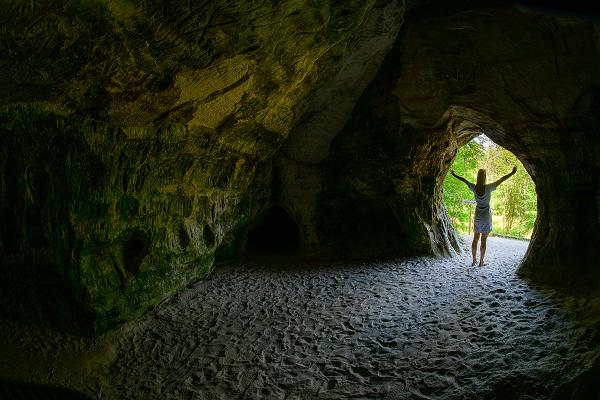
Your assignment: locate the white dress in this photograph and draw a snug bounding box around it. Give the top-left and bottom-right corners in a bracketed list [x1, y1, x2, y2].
[467, 182, 497, 234]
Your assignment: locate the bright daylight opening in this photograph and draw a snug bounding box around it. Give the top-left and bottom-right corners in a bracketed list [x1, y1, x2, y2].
[444, 134, 537, 240]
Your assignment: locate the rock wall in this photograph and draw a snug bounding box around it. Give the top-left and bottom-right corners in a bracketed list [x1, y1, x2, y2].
[0, 0, 408, 334]
[0, 106, 273, 334]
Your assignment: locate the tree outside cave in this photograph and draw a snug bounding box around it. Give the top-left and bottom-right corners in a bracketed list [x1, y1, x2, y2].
[444, 135, 537, 239]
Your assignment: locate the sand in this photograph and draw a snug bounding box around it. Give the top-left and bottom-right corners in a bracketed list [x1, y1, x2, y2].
[1, 236, 599, 399]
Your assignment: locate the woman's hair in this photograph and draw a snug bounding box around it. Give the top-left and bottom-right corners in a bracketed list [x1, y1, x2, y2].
[475, 169, 486, 196]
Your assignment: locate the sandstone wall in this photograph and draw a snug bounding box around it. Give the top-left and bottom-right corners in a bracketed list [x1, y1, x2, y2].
[0, 0, 407, 334]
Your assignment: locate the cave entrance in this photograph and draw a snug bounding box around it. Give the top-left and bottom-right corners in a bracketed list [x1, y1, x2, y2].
[246, 205, 300, 253]
[444, 134, 537, 242]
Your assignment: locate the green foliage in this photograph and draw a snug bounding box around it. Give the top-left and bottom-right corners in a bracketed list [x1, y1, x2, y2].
[443, 136, 537, 239]
[443, 140, 484, 233]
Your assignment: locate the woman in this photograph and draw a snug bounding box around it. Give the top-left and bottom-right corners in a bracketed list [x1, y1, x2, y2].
[451, 166, 517, 266]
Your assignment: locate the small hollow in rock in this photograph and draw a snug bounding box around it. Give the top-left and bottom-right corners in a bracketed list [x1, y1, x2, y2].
[122, 232, 150, 276]
[246, 205, 300, 253]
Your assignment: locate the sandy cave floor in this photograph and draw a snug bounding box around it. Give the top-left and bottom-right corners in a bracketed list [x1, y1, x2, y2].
[1, 236, 600, 399]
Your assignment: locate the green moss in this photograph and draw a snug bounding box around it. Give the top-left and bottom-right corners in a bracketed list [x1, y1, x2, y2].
[0, 105, 272, 334]
[0, 0, 387, 334]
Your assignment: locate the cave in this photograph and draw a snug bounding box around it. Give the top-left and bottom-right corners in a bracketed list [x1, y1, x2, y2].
[1, 0, 600, 398]
[246, 205, 300, 253]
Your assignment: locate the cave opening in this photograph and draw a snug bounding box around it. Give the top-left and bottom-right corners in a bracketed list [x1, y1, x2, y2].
[444, 134, 538, 252]
[246, 205, 300, 253]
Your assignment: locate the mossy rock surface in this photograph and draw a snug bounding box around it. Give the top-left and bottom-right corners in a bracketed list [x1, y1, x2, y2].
[0, 1, 407, 334]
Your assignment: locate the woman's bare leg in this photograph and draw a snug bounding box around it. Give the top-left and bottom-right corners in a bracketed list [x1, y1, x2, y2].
[479, 233, 489, 266]
[471, 232, 480, 266]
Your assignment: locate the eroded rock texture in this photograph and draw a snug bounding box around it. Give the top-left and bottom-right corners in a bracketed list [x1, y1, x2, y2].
[1, 0, 599, 335]
[0, 0, 406, 334]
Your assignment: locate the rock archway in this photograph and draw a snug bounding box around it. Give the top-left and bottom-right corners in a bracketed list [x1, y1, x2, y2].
[305, 1, 600, 294]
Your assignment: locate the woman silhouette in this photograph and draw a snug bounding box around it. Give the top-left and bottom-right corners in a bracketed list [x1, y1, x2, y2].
[451, 166, 517, 266]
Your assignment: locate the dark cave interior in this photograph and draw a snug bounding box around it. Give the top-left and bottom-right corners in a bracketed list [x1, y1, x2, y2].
[246, 205, 300, 253]
[0, 0, 599, 398]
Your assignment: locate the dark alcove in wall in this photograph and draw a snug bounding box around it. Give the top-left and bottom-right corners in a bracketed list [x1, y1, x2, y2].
[246, 205, 300, 253]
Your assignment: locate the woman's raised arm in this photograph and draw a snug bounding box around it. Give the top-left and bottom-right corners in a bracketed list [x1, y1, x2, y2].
[450, 170, 473, 187]
[493, 166, 517, 187]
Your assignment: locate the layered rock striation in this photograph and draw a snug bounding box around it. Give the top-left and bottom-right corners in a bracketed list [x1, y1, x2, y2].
[0, 0, 406, 334]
